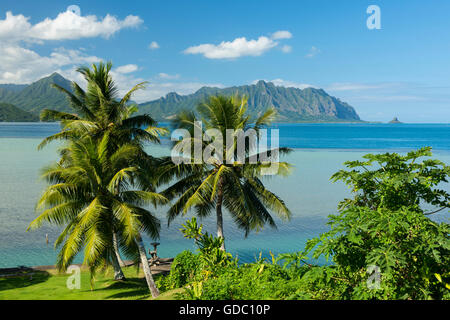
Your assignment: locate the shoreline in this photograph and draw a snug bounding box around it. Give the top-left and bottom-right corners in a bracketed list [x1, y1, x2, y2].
[0, 258, 174, 276]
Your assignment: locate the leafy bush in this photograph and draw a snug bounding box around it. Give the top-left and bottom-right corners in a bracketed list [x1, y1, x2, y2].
[331, 147, 450, 213]
[161, 149, 450, 300]
[181, 257, 292, 300]
[157, 250, 203, 290]
[305, 148, 450, 299]
[306, 206, 449, 299]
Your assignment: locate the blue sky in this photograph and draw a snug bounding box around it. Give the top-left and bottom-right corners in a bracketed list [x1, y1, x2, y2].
[0, 0, 449, 123]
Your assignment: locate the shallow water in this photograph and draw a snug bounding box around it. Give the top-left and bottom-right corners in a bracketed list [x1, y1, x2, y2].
[0, 123, 449, 267]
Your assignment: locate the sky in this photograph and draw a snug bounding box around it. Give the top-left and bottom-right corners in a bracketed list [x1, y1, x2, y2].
[0, 0, 449, 123]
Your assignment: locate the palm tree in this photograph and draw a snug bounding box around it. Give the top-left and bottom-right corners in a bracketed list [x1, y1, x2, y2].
[39, 61, 165, 150]
[37, 62, 166, 280]
[28, 135, 166, 297]
[159, 95, 292, 250]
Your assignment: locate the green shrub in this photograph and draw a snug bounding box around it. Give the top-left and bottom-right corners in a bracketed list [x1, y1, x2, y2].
[305, 148, 450, 299]
[159, 250, 203, 290]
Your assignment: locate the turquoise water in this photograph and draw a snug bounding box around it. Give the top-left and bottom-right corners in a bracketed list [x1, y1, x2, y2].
[0, 123, 449, 267]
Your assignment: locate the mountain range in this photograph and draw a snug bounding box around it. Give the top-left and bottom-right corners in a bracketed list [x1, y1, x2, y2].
[0, 73, 361, 122]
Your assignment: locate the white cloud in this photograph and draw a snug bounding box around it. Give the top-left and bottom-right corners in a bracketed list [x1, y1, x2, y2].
[0, 45, 100, 83]
[112, 73, 223, 102]
[115, 64, 138, 74]
[0, 10, 143, 42]
[305, 46, 321, 58]
[158, 73, 180, 79]
[149, 41, 160, 50]
[0, 9, 142, 84]
[252, 79, 315, 90]
[58, 66, 222, 103]
[326, 82, 390, 91]
[281, 45, 292, 53]
[138, 81, 224, 102]
[271, 30, 292, 40]
[184, 35, 281, 59]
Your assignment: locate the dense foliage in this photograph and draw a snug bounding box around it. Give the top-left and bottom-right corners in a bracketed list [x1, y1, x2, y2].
[0, 102, 38, 122]
[305, 148, 450, 299]
[29, 62, 166, 297]
[158, 149, 449, 300]
[0, 73, 72, 115]
[159, 95, 291, 250]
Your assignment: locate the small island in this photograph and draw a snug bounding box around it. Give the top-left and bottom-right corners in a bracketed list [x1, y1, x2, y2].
[389, 117, 403, 124]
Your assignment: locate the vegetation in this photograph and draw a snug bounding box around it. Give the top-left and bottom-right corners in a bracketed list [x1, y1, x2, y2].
[0, 102, 38, 122]
[155, 148, 449, 300]
[0, 74, 361, 122]
[0, 266, 181, 300]
[139, 80, 361, 122]
[303, 148, 450, 299]
[2, 59, 447, 300]
[27, 62, 167, 297]
[0, 73, 72, 115]
[159, 95, 292, 250]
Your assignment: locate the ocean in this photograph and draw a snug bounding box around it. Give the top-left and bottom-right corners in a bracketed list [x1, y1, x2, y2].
[0, 122, 449, 267]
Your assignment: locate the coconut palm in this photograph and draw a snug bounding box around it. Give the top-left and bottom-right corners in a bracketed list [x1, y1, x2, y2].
[28, 135, 166, 297]
[37, 61, 166, 280]
[159, 95, 292, 250]
[38, 61, 166, 151]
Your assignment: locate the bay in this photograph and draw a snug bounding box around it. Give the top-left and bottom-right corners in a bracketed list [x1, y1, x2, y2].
[0, 122, 448, 267]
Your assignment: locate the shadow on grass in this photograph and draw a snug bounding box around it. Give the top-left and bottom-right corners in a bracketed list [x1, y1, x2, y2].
[0, 271, 51, 292]
[96, 277, 151, 300]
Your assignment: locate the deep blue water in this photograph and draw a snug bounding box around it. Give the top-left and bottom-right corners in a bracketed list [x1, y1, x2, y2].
[0, 122, 449, 268]
[1, 122, 449, 150]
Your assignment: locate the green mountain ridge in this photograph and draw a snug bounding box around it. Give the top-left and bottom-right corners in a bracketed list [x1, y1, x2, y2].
[138, 80, 361, 122]
[0, 73, 361, 123]
[0, 73, 72, 116]
[0, 102, 39, 122]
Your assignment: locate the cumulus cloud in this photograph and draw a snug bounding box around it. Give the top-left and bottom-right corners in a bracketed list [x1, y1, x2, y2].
[158, 73, 180, 79]
[184, 36, 277, 59]
[0, 10, 142, 42]
[0, 46, 100, 83]
[184, 31, 292, 59]
[115, 64, 138, 74]
[110, 72, 223, 102]
[271, 30, 292, 40]
[0, 8, 142, 84]
[149, 41, 160, 50]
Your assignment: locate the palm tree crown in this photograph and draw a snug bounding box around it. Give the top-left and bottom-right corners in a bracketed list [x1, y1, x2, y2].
[160, 95, 292, 250]
[30, 62, 166, 297]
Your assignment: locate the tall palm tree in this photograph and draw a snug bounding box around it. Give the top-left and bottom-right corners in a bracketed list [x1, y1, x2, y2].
[159, 95, 292, 250]
[39, 61, 166, 151]
[37, 61, 166, 280]
[28, 135, 166, 297]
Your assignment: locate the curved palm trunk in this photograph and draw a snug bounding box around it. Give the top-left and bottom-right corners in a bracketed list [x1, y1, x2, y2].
[111, 250, 126, 281]
[216, 178, 226, 251]
[135, 233, 160, 298]
[113, 231, 126, 267]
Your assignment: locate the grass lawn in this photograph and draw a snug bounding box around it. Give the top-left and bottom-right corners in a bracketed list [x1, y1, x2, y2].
[0, 266, 182, 300]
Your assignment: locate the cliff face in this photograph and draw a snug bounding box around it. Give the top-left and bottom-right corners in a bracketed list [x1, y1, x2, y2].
[139, 80, 361, 122]
[0, 75, 362, 123]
